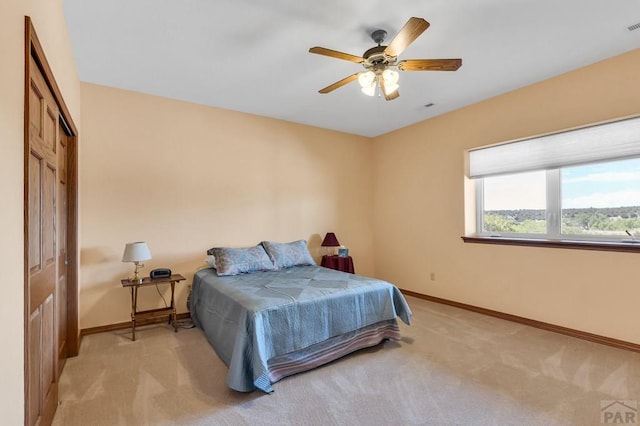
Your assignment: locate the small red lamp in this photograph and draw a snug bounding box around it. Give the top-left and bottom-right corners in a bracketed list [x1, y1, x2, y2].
[321, 232, 341, 256]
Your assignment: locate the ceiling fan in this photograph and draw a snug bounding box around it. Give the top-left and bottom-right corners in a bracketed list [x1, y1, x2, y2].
[309, 17, 462, 101]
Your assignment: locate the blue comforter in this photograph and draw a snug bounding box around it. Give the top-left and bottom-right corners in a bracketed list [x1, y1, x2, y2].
[191, 265, 411, 392]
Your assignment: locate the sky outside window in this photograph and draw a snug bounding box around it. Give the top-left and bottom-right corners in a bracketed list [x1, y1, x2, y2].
[483, 170, 546, 211]
[561, 157, 640, 209]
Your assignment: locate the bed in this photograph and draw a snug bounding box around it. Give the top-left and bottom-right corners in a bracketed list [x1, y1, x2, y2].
[190, 241, 412, 393]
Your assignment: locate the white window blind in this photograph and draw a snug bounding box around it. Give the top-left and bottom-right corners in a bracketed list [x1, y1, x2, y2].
[468, 116, 640, 178]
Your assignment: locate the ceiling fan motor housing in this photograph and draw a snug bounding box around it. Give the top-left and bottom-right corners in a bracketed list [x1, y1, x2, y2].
[371, 29, 387, 45]
[362, 45, 397, 69]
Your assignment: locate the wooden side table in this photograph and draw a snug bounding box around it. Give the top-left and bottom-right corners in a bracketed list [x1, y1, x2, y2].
[121, 274, 186, 341]
[321, 255, 355, 273]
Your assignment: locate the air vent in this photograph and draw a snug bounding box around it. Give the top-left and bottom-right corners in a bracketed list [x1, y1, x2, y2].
[628, 22, 640, 31]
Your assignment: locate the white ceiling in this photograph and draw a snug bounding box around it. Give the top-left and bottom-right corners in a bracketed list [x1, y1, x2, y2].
[61, 0, 640, 137]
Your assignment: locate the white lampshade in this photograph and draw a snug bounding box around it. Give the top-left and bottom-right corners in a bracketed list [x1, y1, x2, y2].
[382, 69, 399, 94]
[361, 85, 376, 96]
[122, 242, 152, 262]
[358, 70, 376, 88]
[358, 71, 376, 96]
[384, 83, 399, 94]
[358, 69, 399, 97]
[382, 69, 399, 85]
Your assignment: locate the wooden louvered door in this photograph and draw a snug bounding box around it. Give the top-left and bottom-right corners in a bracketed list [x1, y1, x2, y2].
[26, 55, 59, 426]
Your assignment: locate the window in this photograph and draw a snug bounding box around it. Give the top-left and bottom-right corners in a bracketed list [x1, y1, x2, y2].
[469, 116, 640, 243]
[481, 170, 547, 235]
[560, 158, 640, 238]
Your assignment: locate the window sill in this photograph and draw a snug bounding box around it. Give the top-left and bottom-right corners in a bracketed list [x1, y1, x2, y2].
[461, 236, 640, 253]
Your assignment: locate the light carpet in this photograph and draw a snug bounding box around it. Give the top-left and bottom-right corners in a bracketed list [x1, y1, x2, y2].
[53, 296, 640, 425]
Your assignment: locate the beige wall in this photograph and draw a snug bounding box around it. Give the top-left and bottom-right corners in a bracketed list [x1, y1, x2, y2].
[2, 3, 638, 419]
[79, 83, 373, 329]
[373, 48, 640, 345]
[0, 0, 81, 423]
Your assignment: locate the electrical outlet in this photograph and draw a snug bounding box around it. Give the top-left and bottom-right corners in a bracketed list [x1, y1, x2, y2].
[430, 272, 435, 281]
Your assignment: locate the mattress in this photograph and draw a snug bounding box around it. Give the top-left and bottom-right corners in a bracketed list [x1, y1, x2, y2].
[190, 265, 412, 392]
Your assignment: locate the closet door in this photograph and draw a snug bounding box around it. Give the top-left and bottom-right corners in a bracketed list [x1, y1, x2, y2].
[25, 18, 79, 425]
[57, 120, 69, 375]
[26, 55, 59, 426]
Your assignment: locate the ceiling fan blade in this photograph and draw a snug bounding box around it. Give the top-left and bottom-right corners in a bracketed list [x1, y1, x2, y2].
[318, 73, 359, 94]
[309, 47, 364, 63]
[398, 59, 462, 71]
[385, 89, 399, 101]
[384, 17, 430, 58]
[378, 75, 399, 101]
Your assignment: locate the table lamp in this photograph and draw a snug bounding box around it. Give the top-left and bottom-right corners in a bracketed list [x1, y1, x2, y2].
[321, 232, 341, 256]
[122, 241, 152, 283]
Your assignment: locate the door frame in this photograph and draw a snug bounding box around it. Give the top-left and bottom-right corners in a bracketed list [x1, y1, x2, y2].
[24, 15, 79, 422]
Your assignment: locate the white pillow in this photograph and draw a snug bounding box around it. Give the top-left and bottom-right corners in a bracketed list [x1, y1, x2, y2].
[205, 255, 216, 269]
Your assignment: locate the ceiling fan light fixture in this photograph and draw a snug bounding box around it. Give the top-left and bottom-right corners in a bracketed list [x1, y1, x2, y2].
[382, 69, 399, 85]
[358, 71, 376, 96]
[358, 69, 399, 97]
[384, 83, 399, 95]
[382, 69, 399, 94]
[361, 86, 376, 96]
[309, 17, 461, 101]
[358, 71, 376, 88]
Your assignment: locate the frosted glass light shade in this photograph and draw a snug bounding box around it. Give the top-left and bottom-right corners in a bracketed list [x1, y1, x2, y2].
[358, 69, 399, 96]
[382, 69, 399, 94]
[384, 82, 399, 94]
[358, 71, 376, 96]
[361, 85, 376, 96]
[382, 69, 399, 85]
[358, 71, 376, 88]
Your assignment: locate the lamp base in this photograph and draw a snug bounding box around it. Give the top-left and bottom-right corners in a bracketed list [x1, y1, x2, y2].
[322, 247, 339, 257]
[130, 262, 144, 283]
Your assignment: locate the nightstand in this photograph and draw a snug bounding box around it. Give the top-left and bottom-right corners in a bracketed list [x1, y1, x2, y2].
[321, 255, 355, 273]
[121, 274, 186, 341]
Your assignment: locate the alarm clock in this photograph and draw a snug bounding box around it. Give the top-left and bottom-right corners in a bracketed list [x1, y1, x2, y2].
[150, 268, 172, 279]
